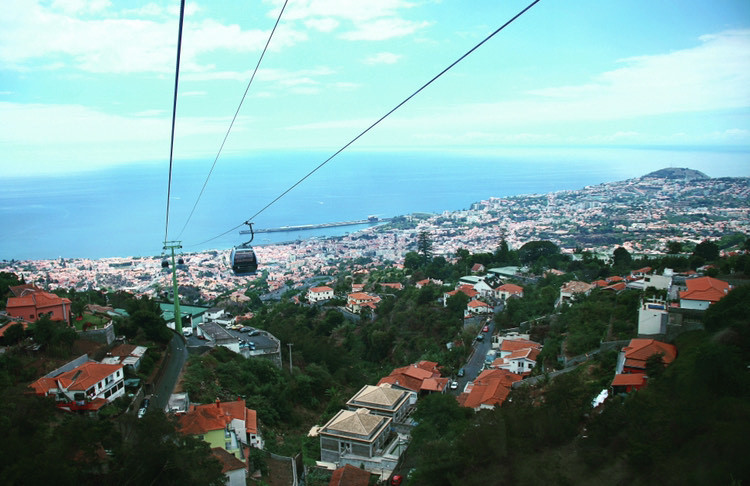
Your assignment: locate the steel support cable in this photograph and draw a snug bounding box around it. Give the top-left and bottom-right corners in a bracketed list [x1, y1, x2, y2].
[164, 0, 186, 244]
[192, 0, 541, 248]
[176, 0, 291, 240]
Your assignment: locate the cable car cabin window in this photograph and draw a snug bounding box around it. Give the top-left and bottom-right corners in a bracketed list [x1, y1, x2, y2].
[231, 247, 258, 275]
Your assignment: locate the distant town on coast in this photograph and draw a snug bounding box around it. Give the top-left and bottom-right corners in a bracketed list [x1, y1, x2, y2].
[3, 168, 748, 303]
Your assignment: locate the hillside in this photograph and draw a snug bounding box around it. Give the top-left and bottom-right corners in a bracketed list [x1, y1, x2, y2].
[642, 167, 709, 180]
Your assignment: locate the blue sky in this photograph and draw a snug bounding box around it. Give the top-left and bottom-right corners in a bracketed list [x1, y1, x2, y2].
[1, 0, 749, 177]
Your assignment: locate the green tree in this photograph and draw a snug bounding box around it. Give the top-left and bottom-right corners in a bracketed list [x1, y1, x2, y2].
[613, 246, 632, 271]
[1, 323, 26, 346]
[518, 240, 560, 265]
[417, 231, 433, 265]
[693, 239, 720, 261]
[666, 240, 683, 254]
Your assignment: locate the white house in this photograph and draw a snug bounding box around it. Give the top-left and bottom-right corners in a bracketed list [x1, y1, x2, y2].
[679, 276, 732, 310]
[308, 286, 334, 303]
[495, 283, 524, 301]
[30, 361, 125, 411]
[467, 299, 492, 315]
[638, 300, 668, 335]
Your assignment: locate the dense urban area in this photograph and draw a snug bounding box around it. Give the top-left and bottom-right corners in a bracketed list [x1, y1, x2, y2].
[1, 168, 749, 486]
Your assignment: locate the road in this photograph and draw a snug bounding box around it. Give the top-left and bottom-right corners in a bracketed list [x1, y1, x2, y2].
[448, 319, 495, 395]
[151, 332, 188, 412]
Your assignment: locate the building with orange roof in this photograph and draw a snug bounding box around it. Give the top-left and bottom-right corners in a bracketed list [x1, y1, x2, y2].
[29, 360, 124, 412]
[180, 398, 263, 451]
[377, 361, 448, 396]
[346, 292, 381, 314]
[443, 285, 479, 307]
[457, 369, 521, 411]
[211, 448, 247, 486]
[379, 282, 404, 291]
[679, 276, 732, 310]
[308, 286, 334, 303]
[616, 338, 677, 375]
[6, 288, 72, 325]
[329, 463, 371, 486]
[557, 280, 593, 307]
[494, 283, 524, 301]
[467, 299, 492, 315]
[611, 373, 648, 393]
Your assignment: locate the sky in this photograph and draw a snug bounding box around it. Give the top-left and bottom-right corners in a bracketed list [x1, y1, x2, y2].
[1, 0, 750, 177]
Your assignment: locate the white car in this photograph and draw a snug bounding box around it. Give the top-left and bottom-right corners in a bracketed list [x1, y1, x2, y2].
[450, 380, 459, 390]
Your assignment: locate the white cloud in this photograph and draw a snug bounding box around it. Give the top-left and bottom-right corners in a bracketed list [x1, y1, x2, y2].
[524, 29, 750, 120]
[304, 18, 339, 32]
[364, 52, 402, 65]
[341, 18, 431, 41]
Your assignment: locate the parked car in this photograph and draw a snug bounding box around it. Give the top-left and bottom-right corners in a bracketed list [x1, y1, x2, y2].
[450, 380, 458, 390]
[239, 327, 252, 333]
[476, 334, 484, 341]
[482, 325, 489, 332]
[457, 368, 465, 377]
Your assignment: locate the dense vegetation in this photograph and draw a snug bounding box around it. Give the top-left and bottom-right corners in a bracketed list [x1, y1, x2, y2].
[403, 284, 750, 485]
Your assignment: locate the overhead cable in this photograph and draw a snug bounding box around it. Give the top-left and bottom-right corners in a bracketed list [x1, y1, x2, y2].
[164, 0, 186, 244]
[193, 0, 541, 248]
[176, 0, 291, 240]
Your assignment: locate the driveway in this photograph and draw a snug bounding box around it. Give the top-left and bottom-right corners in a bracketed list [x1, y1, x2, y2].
[151, 332, 188, 412]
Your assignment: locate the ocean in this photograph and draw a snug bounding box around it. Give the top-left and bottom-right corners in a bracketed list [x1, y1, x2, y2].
[2, 147, 749, 261]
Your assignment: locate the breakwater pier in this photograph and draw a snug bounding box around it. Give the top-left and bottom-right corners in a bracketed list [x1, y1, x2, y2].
[241, 216, 391, 234]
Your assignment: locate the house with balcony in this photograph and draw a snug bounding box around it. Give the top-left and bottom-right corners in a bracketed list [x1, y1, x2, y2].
[557, 280, 593, 307]
[178, 399, 249, 459]
[457, 369, 521, 411]
[308, 286, 334, 303]
[346, 292, 381, 314]
[29, 360, 125, 412]
[346, 384, 411, 423]
[678, 276, 732, 310]
[319, 408, 395, 472]
[5, 285, 72, 325]
[377, 361, 448, 397]
[494, 283, 524, 301]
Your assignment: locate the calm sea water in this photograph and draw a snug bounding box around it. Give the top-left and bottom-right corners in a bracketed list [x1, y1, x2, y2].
[2, 147, 748, 260]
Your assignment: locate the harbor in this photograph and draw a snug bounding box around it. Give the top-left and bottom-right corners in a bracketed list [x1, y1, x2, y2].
[242, 216, 391, 234]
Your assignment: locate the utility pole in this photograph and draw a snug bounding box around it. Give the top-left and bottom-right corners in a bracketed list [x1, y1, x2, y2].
[163, 241, 182, 334]
[287, 343, 293, 374]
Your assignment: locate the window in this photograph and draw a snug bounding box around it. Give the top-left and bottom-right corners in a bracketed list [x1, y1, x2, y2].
[225, 428, 231, 438]
[225, 441, 232, 450]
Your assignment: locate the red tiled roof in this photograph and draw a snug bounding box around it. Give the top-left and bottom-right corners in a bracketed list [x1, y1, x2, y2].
[181, 399, 259, 436]
[604, 282, 627, 292]
[9, 284, 40, 297]
[500, 339, 541, 353]
[496, 283, 523, 294]
[211, 448, 246, 473]
[605, 276, 624, 283]
[467, 300, 490, 309]
[460, 369, 521, 409]
[30, 362, 122, 395]
[377, 361, 443, 392]
[592, 280, 608, 288]
[329, 464, 371, 486]
[0, 321, 28, 337]
[180, 404, 230, 435]
[560, 281, 593, 294]
[623, 339, 677, 370]
[679, 276, 732, 303]
[310, 286, 333, 293]
[611, 373, 647, 386]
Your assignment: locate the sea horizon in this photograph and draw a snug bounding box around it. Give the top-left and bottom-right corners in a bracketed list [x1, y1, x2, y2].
[2, 147, 749, 262]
